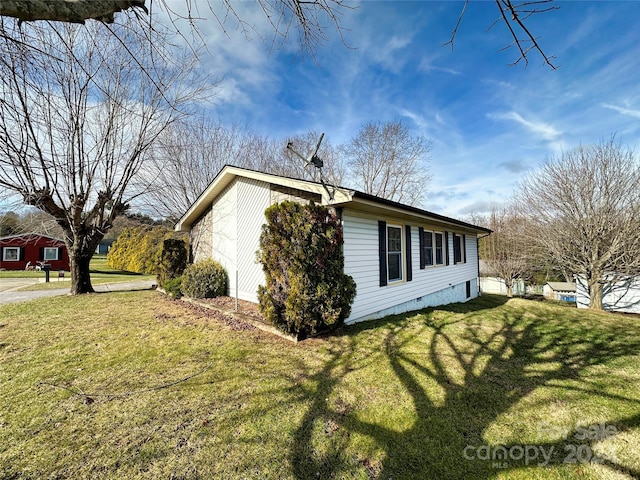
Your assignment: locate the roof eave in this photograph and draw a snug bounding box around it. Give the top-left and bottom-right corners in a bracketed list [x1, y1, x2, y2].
[174, 165, 355, 231]
[347, 193, 492, 234]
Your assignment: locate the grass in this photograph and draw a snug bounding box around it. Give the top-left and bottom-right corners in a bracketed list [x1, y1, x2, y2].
[0, 293, 639, 479]
[1, 255, 155, 290]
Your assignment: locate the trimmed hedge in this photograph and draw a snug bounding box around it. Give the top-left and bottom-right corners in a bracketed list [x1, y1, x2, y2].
[257, 201, 356, 337]
[108, 226, 186, 274]
[181, 259, 228, 299]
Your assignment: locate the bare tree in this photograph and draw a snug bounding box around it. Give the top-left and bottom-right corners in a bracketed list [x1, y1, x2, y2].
[0, 18, 204, 293]
[145, 117, 273, 220]
[2, 0, 564, 68]
[478, 206, 530, 297]
[516, 139, 640, 310]
[344, 120, 431, 206]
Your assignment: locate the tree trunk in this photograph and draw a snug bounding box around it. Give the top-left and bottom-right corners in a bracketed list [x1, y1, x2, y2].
[505, 282, 513, 298]
[70, 253, 94, 294]
[588, 279, 604, 311]
[67, 233, 103, 294]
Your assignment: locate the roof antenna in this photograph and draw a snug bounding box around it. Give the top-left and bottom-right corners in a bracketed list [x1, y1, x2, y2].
[286, 133, 335, 201]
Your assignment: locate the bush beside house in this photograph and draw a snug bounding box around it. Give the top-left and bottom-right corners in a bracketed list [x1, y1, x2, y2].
[181, 259, 228, 299]
[257, 201, 356, 338]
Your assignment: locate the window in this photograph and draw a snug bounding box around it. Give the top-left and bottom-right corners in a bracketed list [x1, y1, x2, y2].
[44, 247, 59, 261]
[387, 225, 403, 282]
[453, 233, 466, 264]
[420, 230, 445, 268]
[422, 230, 433, 266]
[435, 232, 444, 265]
[2, 247, 19, 261]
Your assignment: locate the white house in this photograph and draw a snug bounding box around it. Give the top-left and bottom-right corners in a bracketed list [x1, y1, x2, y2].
[174, 166, 491, 324]
[576, 274, 640, 314]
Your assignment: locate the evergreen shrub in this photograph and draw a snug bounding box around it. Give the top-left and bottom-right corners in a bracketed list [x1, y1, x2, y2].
[257, 201, 356, 337]
[157, 238, 188, 286]
[181, 259, 228, 298]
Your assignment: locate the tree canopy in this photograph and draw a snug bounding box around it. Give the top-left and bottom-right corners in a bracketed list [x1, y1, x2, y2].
[516, 139, 640, 310]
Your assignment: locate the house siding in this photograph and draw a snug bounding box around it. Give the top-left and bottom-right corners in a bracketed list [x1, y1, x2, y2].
[200, 177, 271, 302]
[211, 179, 238, 280]
[576, 275, 640, 314]
[342, 210, 479, 324]
[236, 178, 271, 302]
[191, 206, 213, 263]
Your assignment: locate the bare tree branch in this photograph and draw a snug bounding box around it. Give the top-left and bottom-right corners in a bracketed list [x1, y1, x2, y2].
[344, 120, 431, 206]
[447, 0, 559, 69]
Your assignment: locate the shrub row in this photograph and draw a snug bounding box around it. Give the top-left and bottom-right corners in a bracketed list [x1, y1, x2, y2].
[107, 226, 187, 275]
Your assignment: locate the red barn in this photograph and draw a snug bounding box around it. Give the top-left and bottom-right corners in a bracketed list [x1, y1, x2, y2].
[0, 233, 70, 271]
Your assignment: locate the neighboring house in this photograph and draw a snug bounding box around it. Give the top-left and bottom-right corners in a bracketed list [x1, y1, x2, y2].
[575, 275, 640, 314]
[480, 276, 526, 296]
[0, 233, 69, 271]
[175, 166, 491, 324]
[543, 281, 577, 302]
[95, 239, 115, 255]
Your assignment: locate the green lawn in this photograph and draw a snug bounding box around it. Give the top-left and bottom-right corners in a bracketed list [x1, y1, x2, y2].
[0, 255, 155, 290]
[0, 293, 638, 479]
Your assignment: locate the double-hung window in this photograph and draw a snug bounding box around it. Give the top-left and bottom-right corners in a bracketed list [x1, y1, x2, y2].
[423, 230, 433, 266]
[434, 232, 444, 265]
[387, 225, 403, 282]
[420, 230, 444, 268]
[453, 233, 466, 264]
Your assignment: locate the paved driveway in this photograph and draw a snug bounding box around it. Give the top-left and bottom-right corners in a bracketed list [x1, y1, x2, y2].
[0, 278, 39, 293]
[0, 280, 156, 305]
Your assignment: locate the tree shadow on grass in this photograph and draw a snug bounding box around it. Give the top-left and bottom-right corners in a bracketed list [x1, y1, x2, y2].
[290, 296, 640, 479]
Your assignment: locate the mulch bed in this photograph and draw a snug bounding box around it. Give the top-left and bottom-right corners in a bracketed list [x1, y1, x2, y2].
[194, 296, 266, 323]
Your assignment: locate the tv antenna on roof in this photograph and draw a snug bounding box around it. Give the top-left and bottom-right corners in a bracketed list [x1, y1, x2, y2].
[286, 133, 335, 200]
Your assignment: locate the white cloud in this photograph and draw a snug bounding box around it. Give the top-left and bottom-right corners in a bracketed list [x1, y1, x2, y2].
[488, 111, 561, 142]
[602, 104, 640, 119]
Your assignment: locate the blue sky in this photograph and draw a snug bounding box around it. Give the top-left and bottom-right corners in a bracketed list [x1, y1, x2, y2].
[164, 1, 640, 218]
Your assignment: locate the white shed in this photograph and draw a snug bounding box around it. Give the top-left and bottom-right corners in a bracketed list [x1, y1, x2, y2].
[543, 282, 577, 302]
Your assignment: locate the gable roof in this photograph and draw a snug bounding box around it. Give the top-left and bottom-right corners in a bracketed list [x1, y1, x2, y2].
[0, 233, 65, 243]
[175, 165, 491, 235]
[546, 282, 577, 292]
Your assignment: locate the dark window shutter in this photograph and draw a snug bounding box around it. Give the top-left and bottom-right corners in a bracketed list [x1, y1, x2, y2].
[405, 225, 412, 282]
[378, 220, 387, 287]
[418, 227, 425, 269]
[462, 234, 466, 263]
[19, 247, 25, 261]
[444, 231, 449, 266]
[38, 247, 44, 261]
